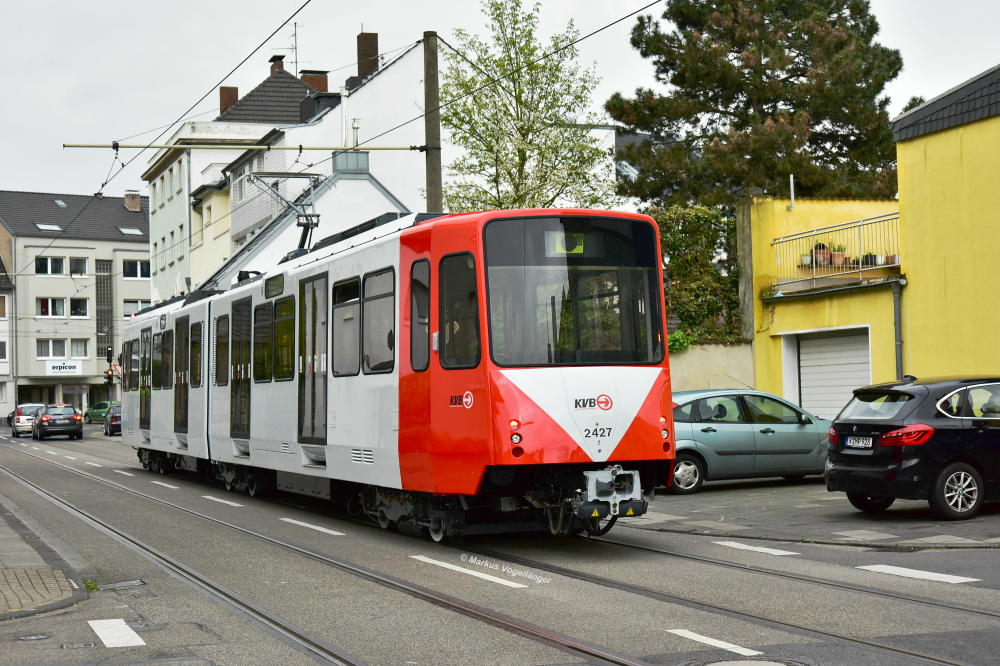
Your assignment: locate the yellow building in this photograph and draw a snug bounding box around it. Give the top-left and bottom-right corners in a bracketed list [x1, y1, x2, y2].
[742, 64, 1000, 419]
[189, 180, 232, 290]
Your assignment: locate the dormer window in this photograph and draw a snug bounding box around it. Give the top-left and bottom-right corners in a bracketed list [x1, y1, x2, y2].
[35, 223, 61, 231]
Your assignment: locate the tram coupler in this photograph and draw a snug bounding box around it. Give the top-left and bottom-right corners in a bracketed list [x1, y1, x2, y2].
[579, 464, 645, 517]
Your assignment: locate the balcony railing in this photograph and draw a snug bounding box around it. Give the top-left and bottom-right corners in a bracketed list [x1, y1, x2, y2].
[771, 212, 901, 293]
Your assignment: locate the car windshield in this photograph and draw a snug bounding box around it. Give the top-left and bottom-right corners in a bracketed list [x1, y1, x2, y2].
[484, 216, 664, 366]
[839, 392, 914, 420]
[47, 407, 76, 415]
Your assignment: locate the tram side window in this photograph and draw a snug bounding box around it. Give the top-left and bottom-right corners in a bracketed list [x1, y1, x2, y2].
[162, 330, 173, 389]
[273, 297, 294, 380]
[190, 323, 202, 388]
[132, 337, 142, 389]
[333, 279, 361, 376]
[440, 254, 480, 369]
[410, 260, 430, 372]
[363, 269, 394, 374]
[152, 333, 163, 389]
[253, 303, 273, 382]
[121, 342, 130, 391]
[215, 315, 229, 386]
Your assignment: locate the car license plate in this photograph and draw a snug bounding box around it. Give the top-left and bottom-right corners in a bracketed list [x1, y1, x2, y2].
[55, 419, 68, 424]
[846, 436, 873, 449]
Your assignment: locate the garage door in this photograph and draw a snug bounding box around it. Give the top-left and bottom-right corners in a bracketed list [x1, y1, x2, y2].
[798, 331, 871, 419]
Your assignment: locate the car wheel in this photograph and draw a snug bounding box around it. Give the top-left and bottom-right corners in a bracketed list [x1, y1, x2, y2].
[929, 462, 984, 520]
[670, 453, 705, 494]
[847, 492, 895, 513]
[11, 430, 17, 438]
[37, 431, 45, 441]
[85, 415, 91, 424]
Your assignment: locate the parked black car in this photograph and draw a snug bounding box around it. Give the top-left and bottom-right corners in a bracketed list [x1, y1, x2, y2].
[826, 376, 1000, 520]
[103, 403, 122, 436]
[32, 404, 84, 440]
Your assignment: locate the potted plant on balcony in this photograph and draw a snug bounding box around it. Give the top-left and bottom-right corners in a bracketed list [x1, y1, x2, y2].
[800, 252, 812, 266]
[886, 253, 899, 265]
[831, 244, 846, 266]
[812, 242, 831, 266]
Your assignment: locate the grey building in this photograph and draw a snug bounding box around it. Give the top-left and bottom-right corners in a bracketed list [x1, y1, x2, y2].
[0, 190, 151, 411]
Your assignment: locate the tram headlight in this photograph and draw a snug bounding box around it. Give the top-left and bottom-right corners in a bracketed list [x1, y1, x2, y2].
[510, 432, 522, 444]
[661, 429, 669, 440]
[509, 420, 520, 430]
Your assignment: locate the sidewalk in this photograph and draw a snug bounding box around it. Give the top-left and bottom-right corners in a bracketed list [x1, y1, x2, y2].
[0, 493, 88, 621]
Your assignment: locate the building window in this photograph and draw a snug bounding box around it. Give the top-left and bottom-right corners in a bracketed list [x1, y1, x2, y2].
[169, 231, 175, 263]
[37, 339, 66, 359]
[70, 298, 88, 317]
[0, 295, 6, 318]
[35, 256, 64, 275]
[70, 339, 88, 358]
[36, 298, 65, 317]
[124, 300, 152, 318]
[0, 340, 6, 360]
[69, 257, 88, 275]
[123, 259, 151, 279]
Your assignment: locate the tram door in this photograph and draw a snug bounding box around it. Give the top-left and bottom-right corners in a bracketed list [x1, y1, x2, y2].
[174, 316, 189, 433]
[140, 327, 152, 430]
[230, 299, 252, 439]
[298, 274, 328, 444]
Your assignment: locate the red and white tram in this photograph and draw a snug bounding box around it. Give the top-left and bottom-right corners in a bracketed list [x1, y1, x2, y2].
[121, 209, 674, 539]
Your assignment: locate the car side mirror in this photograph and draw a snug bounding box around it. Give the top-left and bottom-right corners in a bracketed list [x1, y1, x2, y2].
[799, 414, 813, 425]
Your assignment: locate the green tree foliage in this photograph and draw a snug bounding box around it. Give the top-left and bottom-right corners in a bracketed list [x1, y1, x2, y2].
[607, 0, 903, 206]
[654, 205, 741, 340]
[440, 0, 620, 211]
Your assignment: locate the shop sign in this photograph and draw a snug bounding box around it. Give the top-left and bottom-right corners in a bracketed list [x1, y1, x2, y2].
[45, 360, 82, 376]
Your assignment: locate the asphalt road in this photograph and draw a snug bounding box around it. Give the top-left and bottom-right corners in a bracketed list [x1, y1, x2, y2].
[1, 427, 998, 665]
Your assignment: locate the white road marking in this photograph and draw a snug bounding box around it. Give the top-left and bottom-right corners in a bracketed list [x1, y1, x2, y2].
[410, 555, 527, 588]
[857, 564, 980, 584]
[666, 629, 763, 657]
[112, 470, 135, 477]
[88, 619, 146, 647]
[46, 450, 58, 455]
[714, 541, 799, 556]
[64, 456, 78, 460]
[31, 446, 39, 450]
[279, 517, 345, 536]
[150, 481, 179, 489]
[20, 443, 28, 446]
[69, 579, 79, 589]
[202, 495, 244, 507]
[85, 461, 102, 467]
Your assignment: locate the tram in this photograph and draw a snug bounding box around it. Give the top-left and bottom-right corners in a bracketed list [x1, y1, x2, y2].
[121, 209, 675, 539]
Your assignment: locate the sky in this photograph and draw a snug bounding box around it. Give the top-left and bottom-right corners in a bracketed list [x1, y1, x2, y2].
[3, 0, 998, 198]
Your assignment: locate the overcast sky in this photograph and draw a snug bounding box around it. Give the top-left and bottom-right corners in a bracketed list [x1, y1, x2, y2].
[3, 0, 997, 198]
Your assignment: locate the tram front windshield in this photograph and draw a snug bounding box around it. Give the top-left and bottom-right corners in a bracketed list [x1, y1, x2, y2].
[484, 216, 664, 367]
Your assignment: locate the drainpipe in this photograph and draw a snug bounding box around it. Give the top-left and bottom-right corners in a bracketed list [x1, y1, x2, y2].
[891, 280, 905, 380]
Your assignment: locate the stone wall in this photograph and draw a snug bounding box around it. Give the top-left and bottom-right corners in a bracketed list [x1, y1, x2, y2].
[669, 343, 753, 392]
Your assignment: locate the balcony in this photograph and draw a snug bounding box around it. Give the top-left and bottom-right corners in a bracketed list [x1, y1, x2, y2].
[770, 212, 901, 294]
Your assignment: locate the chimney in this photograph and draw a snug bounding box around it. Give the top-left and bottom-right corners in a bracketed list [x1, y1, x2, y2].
[357, 32, 379, 80]
[300, 69, 329, 92]
[123, 190, 141, 212]
[219, 86, 238, 114]
[269, 54, 285, 73]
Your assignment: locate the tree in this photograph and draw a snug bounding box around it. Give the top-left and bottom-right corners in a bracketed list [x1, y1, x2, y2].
[440, 0, 619, 211]
[607, 0, 903, 206]
[654, 205, 741, 340]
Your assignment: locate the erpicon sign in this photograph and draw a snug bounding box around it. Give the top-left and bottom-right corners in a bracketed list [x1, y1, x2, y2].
[45, 360, 82, 376]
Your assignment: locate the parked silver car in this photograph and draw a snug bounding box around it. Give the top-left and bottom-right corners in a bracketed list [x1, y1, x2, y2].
[670, 390, 831, 493]
[11, 403, 45, 437]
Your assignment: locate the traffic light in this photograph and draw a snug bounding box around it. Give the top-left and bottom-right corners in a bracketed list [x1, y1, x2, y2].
[104, 368, 114, 385]
[106, 346, 114, 364]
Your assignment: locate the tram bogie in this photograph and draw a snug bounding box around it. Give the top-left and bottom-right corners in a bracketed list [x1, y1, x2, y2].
[122, 209, 675, 537]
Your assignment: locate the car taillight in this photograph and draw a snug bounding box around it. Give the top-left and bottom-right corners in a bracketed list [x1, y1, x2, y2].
[40, 416, 51, 422]
[16, 408, 21, 416]
[72, 415, 82, 421]
[879, 424, 935, 446]
[827, 427, 840, 445]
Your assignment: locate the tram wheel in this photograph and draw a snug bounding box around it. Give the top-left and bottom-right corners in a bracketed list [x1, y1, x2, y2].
[376, 511, 393, 530]
[584, 515, 617, 537]
[245, 473, 259, 497]
[153, 456, 167, 475]
[427, 519, 447, 543]
[223, 476, 234, 492]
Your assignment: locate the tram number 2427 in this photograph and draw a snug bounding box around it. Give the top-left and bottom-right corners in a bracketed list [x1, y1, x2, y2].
[583, 427, 612, 439]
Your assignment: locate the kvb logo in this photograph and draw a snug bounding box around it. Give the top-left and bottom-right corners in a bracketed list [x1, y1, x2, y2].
[573, 394, 614, 411]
